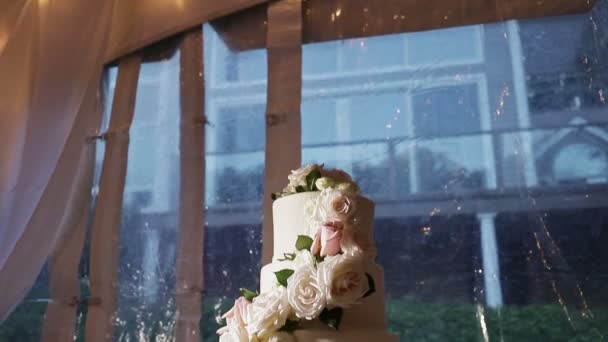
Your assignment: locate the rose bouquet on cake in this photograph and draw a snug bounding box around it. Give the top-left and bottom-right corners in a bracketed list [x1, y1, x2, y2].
[217, 165, 377, 342]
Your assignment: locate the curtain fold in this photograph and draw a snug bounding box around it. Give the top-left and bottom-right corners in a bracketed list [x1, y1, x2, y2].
[0, 0, 268, 324]
[0, 0, 113, 321]
[175, 28, 206, 342]
[0, 0, 38, 251]
[262, 0, 303, 264]
[84, 54, 142, 342]
[0, 0, 29, 56]
[104, 0, 268, 62]
[0, 0, 113, 272]
[0, 71, 105, 322]
[39, 75, 105, 342]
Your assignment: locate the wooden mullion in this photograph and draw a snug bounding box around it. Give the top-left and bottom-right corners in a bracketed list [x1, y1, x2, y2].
[84, 53, 142, 342]
[175, 27, 206, 342]
[212, 0, 597, 52]
[262, 0, 303, 264]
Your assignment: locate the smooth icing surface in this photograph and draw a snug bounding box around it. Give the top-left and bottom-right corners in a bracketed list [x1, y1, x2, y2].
[272, 192, 375, 262]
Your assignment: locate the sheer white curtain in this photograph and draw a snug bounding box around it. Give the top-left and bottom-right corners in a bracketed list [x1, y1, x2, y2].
[0, 0, 271, 322]
[0, 0, 113, 321]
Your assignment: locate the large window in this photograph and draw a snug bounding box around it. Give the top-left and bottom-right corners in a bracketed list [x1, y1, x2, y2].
[3, 3, 608, 342]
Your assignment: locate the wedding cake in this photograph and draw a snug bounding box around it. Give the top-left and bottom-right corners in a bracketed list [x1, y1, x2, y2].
[217, 165, 399, 342]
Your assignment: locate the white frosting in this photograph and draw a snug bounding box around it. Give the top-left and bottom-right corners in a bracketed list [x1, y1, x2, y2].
[272, 192, 375, 262]
[261, 191, 397, 341]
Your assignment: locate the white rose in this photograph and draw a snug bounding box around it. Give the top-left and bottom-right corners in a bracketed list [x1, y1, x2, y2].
[320, 168, 353, 183]
[317, 189, 357, 222]
[284, 164, 322, 192]
[346, 232, 377, 258]
[318, 254, 370, 308]
[274, 250, 315, 278]
[293, 250, 315, 269]
[266, 331, 297, 342]
[314, 177, 335, 190]
[287, 265, 326, 320]
[247, 288, 291, 339]
[218, 317, 249, 342]
[335, 181, 359, 194]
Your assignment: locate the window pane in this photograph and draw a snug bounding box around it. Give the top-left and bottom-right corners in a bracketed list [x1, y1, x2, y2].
[206, 26, 267, 84]
[215, 105, 265, 154]
[340, 34, 405, 71]
[303, 41, 338, 75]
[407, 26, 483, 65]
[521, 14, 608, 112]
[412, 84, 481, 137]
[416, 136, 487, 192]
[202, 23, 266, 341]
[349, 93, 407, 140]
[114, 54, 180, 341]
[301, 99, 339, 145]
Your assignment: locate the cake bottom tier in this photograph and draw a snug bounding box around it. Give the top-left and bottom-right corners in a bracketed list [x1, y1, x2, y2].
[293, 330, 399, 342]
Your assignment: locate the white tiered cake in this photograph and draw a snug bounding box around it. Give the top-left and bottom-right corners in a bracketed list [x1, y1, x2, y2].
[218, 165, 399, 342]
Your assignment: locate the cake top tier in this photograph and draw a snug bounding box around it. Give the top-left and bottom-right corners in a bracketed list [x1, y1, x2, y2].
[271, 165, 376, 261]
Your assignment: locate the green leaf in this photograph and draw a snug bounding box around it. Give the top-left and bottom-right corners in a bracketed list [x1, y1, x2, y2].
[306, 169, 322, 191]
[278, 252, 296, 261]
[295, 185, 306, 193]
[363, 273, 376, 298]
[274, 269, 295, 287]
[295, 235, 314, 251]
[240, 287, 259, 302]
[319, 307, 343, 330]
[279, 320, 301, 332]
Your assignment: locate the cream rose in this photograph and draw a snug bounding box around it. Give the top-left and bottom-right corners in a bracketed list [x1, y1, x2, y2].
[318, 254, 370, 308]
[346, 232, 377, 258]
[247, 288, 291, 339]
[293, 250, 315, 269]
[287, 265, 326, 320]
[335, 181, 359, 194]
[217, 317, 249, 342]
[283, 164, 321, 192]
[217, 296, 250, 342]
[266, 331, 297, 342]
[277, 250, 315, 275]
[317, 189, 357, 223]
[320, 168, 353, 184]
[314, 177, 335, 190]
[222, 296, 249, 327]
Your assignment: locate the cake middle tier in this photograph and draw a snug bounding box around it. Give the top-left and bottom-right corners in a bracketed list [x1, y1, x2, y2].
[272, 191, 376, 262]
[259, 261, 389, 331]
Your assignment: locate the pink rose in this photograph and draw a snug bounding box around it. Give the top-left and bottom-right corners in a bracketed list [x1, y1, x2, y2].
[217, 296, 249, 335]
[311, 232, 322, 256]
[311, 221, 352, 257]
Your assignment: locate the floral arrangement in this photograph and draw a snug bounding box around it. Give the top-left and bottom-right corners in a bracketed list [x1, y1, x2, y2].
[217, 165, 376, 342]
[271, 164, 359, 200]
